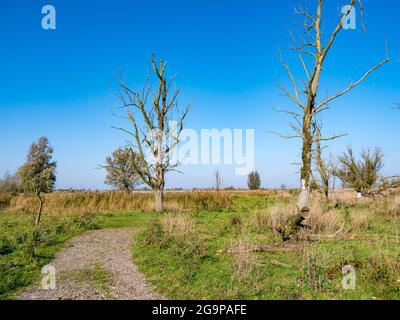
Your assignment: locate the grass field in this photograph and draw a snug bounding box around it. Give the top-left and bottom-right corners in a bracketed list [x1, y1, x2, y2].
[1, 190, 399, 300]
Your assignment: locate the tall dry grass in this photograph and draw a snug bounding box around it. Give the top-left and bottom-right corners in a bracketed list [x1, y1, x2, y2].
[305, 203, 345, 235]
[7, 190, 234, 214]
[162, 213, 194, 236]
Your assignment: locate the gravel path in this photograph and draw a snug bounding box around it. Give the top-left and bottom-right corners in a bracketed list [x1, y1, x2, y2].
[18, 228, 164, 300]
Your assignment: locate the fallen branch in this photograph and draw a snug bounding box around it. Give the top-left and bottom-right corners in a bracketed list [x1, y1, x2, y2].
[217, 244, 301, 254]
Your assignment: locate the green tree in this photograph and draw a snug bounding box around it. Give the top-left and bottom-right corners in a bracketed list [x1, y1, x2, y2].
[247, 171, 261, 190]
[18, 137, 56, 226]
[104, 147, 142, 191]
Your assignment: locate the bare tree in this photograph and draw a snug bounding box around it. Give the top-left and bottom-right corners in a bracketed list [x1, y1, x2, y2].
[215, 170, 222, 191]
[275, 0, 389, 214]
[115, 54, 189, 212]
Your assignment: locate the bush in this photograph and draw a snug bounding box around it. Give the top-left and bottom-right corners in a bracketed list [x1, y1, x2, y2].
[0, 236, 15, 256]
[334, 147, 384, 196]
[142, 218, 169, 248]
[73, 212, 98, 230]
[0, 172, 21, 195]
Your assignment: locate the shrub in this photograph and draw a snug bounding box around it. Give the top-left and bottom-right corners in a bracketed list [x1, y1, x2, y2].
[334, 147, 384, 196]
[0, 236, 15, 256]
[142, 218, 169, 248]
[73, 212, 98, 230]
[0, 172, 21, 195]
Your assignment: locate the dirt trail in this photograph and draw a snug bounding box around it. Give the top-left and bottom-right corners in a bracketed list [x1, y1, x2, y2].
[18, 228, 164, 300]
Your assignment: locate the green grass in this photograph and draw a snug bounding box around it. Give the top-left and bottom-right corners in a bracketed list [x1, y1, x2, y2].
[0, 210, 157, 299]
[0, 213, 94, 299]
[1, 193, 400, 300]
[95, 211, 158, 229]
[132, 197, 400, 300]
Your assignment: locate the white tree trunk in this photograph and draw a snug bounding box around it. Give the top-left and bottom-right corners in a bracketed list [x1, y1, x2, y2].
[297, 179, 310, 213]
[155, 189, 164, 212]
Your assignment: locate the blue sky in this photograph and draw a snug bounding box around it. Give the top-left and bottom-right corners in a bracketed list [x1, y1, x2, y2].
[0, 0, 399, 189]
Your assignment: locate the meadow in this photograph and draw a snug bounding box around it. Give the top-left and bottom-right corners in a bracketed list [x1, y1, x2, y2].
[1, 189, 399, 300]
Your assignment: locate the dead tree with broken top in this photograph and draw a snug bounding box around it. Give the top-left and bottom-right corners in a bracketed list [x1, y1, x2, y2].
[276, 0, 389, 216]
[116, 54, 189, 212]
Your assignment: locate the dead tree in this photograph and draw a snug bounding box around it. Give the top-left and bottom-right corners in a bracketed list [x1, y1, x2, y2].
[275, 0, 389, 214]
[115, 54, 189, 212]
[312, 121, 334, 201]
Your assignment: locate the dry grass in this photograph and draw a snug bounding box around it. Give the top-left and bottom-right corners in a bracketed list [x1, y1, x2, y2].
[227, 236, 261, 298]
[232, 237, 259, 281]
[364, 250, 400, 285]
[7, 190, 234, 214]
[266, 206, 297, 232]
[385, 196, 400, 218]
[162, 213, 194, 237]
[305, 203, 345, 236]
[350, 212, 370, 230]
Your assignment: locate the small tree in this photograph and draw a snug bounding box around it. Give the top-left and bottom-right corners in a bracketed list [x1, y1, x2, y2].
[335, 147, 383, 196]
[18, 137, 56, 226]
[104, 147, 141, 191]
[115, 54, 189, 212]
[247, 171, 261, 190]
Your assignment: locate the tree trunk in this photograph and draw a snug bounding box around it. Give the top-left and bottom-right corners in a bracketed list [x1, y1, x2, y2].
[324, 185, 329, 202]
[35, 194, 44, 226]
[298, 58, 322, 213]
[298, 112, 313, 212]
[155, 188, 164, 212]
[154, 129, 165, 213]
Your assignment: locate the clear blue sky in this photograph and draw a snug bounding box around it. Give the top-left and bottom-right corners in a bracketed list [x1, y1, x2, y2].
[0, 0, 399, 189]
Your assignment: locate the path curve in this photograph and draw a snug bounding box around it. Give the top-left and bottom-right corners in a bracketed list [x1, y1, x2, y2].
[18, 228, 164, 300]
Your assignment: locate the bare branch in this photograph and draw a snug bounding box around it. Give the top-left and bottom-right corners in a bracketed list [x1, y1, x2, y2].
[316, 57, 389, 110]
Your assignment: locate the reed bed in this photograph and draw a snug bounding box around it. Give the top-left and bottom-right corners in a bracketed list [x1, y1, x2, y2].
[7, 190, 235, 214]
